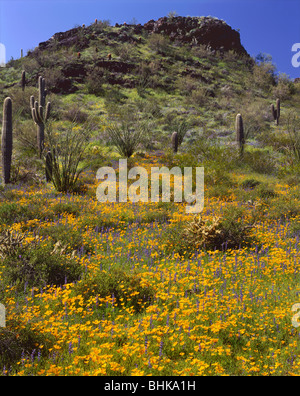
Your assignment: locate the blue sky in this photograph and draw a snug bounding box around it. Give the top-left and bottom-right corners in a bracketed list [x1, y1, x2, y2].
[0, 0, 299, 79]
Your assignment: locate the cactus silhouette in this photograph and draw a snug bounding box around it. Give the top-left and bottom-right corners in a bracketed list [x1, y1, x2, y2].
[30, 76, 51, 158]
[235, 113, 245, 156]
[1, 97, 13, 184]
[171, 131, 178, 153]
[271, 98, 280, 125]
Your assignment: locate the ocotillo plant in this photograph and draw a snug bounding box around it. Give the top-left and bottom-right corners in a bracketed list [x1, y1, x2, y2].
[235, 113, 245, 156]
[1, 97, 13, 184]
[271, 98, 280, 125]
[30, 76, 51, 158]
[45, 150, 53, 182]
[171, 131, 178, 153]
[21, 70, 26, 92]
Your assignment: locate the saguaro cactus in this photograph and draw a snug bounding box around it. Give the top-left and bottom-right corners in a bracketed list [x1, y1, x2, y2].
[235, 113, 245, 156]
[271, 98, 280, 125]
[1, 97, 13, 184]
[30, 76, 51, 157]
[171, 131, 178, 153]
[21, 70, 26, 92]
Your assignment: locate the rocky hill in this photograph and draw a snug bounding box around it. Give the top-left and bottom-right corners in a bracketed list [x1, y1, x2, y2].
[38, 16, 248, 55]
[0, 14, 297, 149]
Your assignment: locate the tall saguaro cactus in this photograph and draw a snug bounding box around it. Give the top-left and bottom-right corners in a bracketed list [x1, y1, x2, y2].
[30, 76, 51, 157]
[271, 98, 280, 126]
[1, 97, 13, 184]
[235, 113, 245, 157]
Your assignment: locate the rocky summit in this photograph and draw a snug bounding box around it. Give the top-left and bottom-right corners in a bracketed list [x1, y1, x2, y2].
[37, 16, 248, 56]
[143, 16, 247, 54]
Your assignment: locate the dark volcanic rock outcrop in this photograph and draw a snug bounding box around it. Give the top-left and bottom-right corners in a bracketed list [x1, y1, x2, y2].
[36, 16, 248, 56]
[144, 16, 247, 54]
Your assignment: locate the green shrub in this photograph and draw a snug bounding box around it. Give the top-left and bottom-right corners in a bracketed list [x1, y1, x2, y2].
[85, 67, 106, 96]
[256, 184, 278, 199]
[240, 179, 261, 189]
[1, 242, 83, 291]
[75, 268, 155, 313]
[0, 203, 42, 226]
[288, 219, 300, 238]
[51, 202, 82, 217]
[267, 196, 300, 222]
[162, 206, 257, 256]
[0, 320, 53, 372]
[242, 149, 278, 174]
[45, 122, 91, 193]
[106, 111, 148, 158]
[37, 223, 94, 254]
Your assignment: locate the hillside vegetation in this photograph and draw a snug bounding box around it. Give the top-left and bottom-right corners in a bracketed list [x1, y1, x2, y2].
[0, 16, 300, 376]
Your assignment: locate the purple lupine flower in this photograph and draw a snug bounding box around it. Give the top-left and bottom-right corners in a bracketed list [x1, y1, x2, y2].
[159, 340, 163, 357]
[68, 342, 73, 355]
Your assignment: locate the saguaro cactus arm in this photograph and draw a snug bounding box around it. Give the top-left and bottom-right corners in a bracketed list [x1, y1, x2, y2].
[45, 102, 51, 121]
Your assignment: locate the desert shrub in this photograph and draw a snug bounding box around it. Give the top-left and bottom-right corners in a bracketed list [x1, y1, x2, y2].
[44, 122, 91, 193]
[272, 73, 295, 100]
[37, 223, 94, 254]
[106, 110, 148, 157]
[242, 149, 278, 174]
[285, 112, 300, 165]
[43, 67, 69, 94]
[0, 230, 25, 259]
[176, 76, 198, 95]
[85, 67, 106, 96]
[251, 55, 276, 93]
[266, 196, 300, 222]
[288, 219, 300, 238]
[75, 268, 155, 313]
[1, 242, 83, 291]
[20, 56, 40, 76]
[62, 106, 89, 123]
[14, 120, 38, 156]
[51, 201, 82, 216]
[186, 87, 211, 107]
[256, 184, 278, 199]
[183, 206, 256, 251]
[114, 43, 135, 62]
[0, 202, 41, 225]
[240, 178, 261, 189]
[9, 86, 37, 119]
[162, 206, 257, 256]
[104, 87, 127, 105]
[148, 34, 170, 54]
[0, 320, 53, 373]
